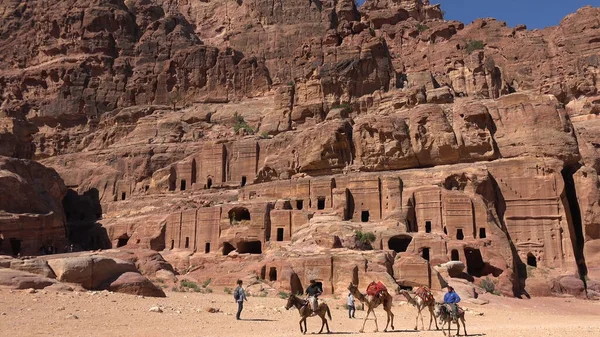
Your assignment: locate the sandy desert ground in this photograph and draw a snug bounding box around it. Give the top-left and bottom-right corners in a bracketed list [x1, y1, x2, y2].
[1, 289, 600, 337]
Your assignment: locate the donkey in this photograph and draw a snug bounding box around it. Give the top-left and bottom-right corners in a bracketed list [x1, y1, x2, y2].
[285, 293, 332, 334]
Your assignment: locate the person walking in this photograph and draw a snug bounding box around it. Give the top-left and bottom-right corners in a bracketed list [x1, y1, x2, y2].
[347, 292, 356, 318]
[234, 280, 247, 320]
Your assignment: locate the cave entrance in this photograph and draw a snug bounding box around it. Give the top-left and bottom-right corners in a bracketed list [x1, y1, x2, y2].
[425, 221, 432, 233]
[422, 247, 430, 262]
[527, 253, 537, 267]
[388, 235, 412, 253]
[451, 249, 460, 261]
[241, 176, 247, 187]
[206, 177, 212, 189]
[464, 247, 485, 277]
[260, 266, 266, 279]
[180, 179, 187, 191]
[361, 211, 370, 222]
[184, 237, 190, 249]
[237, 241, 262, 254]
[317, 197, 326, 210]
[9, 238, 21, 256]
[229, 207, 251, 224]
[457, 228, 464, 240]
[296, 200, 304, 210]
[117, 235, 130, 248]
[121, 192, 126, 201]
[205, 242, 210, 253]
[223, 242, 235, 255]
[277, 228, 284, 241]
[269, 267, 277, 281]
[479, 228, 486, 239]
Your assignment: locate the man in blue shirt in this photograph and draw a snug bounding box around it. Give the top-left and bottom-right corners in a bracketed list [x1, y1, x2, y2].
[443, 285, 461, 321]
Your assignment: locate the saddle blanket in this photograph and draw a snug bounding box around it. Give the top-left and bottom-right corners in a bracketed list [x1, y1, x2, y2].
[415, 286, 434, 303]
[366, 281, 387, 297]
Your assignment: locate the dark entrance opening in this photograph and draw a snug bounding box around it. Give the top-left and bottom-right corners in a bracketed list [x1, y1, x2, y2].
[479, 228, 486, 239]
[237, 241, 262, 254]
[457, 229, 464, 240]
[145, 185, 149, 192]
[451, 249, 460, 261]
[9, 238, 21, 256]
[422, 247, 430, 261]
[282, 201, 292, 210]
[206, 177, 212, 189]
[223, 242, 235, 255]
[191, 159, 197, 185]
[229, 207, 251, 224]
[425, 221, 432, 233]
[205, 242, 210, 253]
[185, 237, 190, 249]
[117, 236, 129, 247]
[361, 211, 370, 222]
[260, 266, 266, 279]
[527, 253, 537, 267]
[388, 235, 413, 253]
[171, 240, 175, 249]
[241, 176, 247, 187]
[277, 228, 284, 241]
[464, 248, 485, 277]
[317, 197, 326, 210]
[269, 267, 277, 281]
[180, 179, 186, 191]
[296, 200, 304, 210]
[443, 226, 448, 235]
[121, 192, 126, 201]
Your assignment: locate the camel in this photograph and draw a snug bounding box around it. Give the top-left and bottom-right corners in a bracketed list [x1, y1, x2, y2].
[347, 282, 395, 333]
[400, 287, 439, 331]
[285, 293, 332, 334]
[434, 303, 467, 336]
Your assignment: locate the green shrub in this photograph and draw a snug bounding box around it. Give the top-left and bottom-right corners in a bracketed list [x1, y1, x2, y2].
[416, 24, 429, 33]
[259, 131, 270, 139]
[278, 291, 290, 299]
[465, 40, 485, 54]
[224, 287, 233, 294]
[202, 278, 212, 288]
[479, 277, 499, 295]
[233, 112, 254, 134]
[204, 288, 213, 294]
[355, 230, 376, 244]
[180, 280, 201, 291]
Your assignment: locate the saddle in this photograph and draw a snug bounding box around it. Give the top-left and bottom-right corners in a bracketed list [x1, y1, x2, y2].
[414, 286, 434, 303]
[366, 281, 387, 297]
[441, 303, 464, 318]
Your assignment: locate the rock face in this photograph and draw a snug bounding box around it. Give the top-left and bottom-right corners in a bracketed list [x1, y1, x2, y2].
[1, 1, 600, 298]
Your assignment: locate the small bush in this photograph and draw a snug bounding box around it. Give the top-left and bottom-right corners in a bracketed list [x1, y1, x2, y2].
[369, 27, 375, 37]
[465, 40, 485, 54]
[202, 278, 212, 288]
[171, 286, 179, 292]
[479, 277, 499, 295]
[355, 230, 376, 244]
[224, 287, 233, 294]
[180, 280, 201, 291]
[278, 291, 290, 299]
[259, 131, 270, 139]
[204, 288, 213, 294]
[416, 24, 429, 33]
[233, 112, 254, 134]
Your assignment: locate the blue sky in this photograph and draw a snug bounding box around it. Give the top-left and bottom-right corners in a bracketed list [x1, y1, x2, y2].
[439, 0, 600, 29]
[356, 1, 600, 29]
